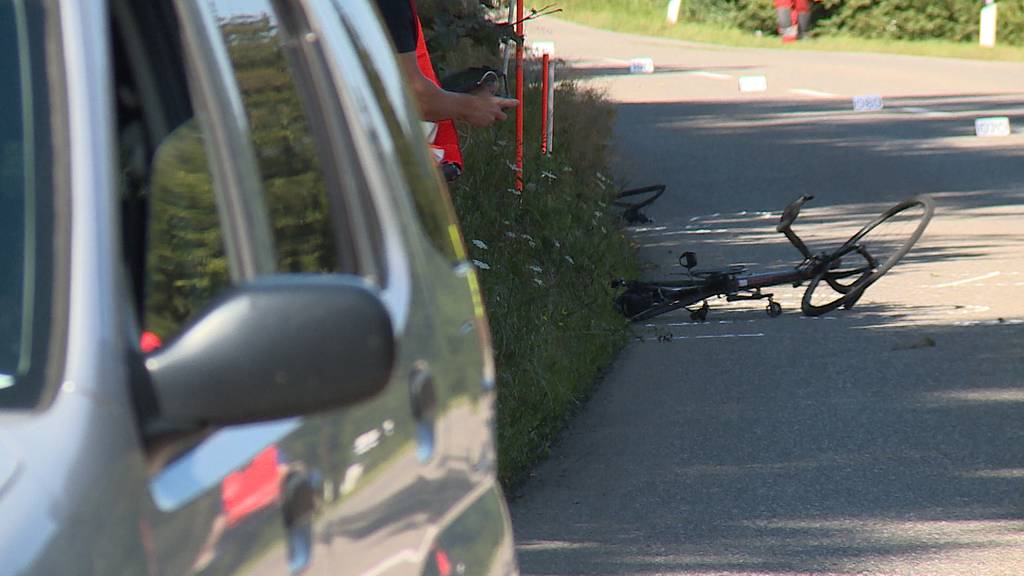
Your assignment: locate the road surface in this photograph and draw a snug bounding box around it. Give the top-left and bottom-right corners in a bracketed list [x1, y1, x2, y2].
[510, 18, 1024, 576]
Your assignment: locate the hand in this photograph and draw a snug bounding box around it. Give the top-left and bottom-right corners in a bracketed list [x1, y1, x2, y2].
[458, 92, 519, 127]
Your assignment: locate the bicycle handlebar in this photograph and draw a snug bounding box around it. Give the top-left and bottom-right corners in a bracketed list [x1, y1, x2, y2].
[776, 195, 815, 260]
[775, 195, 814, 233]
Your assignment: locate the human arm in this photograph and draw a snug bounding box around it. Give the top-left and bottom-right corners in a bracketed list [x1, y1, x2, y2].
[396, 52, 518, 127]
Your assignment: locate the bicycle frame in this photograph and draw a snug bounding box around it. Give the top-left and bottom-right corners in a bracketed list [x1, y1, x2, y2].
[616, 194, 897, 322]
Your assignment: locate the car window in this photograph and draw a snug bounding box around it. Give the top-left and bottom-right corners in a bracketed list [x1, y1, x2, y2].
[143, 121, 229, 341]
[211, 1, 343, 275]
[0, 0, 59, 409]
[330, 0, 467, 264]
[143, 0, 372, 343]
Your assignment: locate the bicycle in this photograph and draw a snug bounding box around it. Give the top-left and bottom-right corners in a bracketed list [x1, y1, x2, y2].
[613, 194, 935, 322]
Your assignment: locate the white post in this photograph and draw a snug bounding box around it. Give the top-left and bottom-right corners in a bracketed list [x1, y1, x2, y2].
[980, 0, 998, 48]
[666, 0, 682, 25]
[546, 61, 555, 155]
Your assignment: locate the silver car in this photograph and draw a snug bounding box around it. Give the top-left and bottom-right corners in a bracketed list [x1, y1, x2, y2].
[0, 0, 517, 574]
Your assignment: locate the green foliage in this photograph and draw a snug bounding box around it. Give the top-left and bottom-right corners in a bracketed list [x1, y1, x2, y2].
[417, 2, 637, 488]
[221, 16, 338, 274]
[682, 0, 777, 31]
[145, 121, 229, 339]
[817, 0, 1024, 45]
[564, 0, 1024, 44]
[416, 0, 504, 77]
[451, 80, 635, 488]
[145, 15, 340, 340]
[817, 0, 977, 41]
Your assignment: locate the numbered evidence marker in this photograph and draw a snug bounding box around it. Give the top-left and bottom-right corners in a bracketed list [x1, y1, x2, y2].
[629, 57, 655, 74]
[853, 95, 884, 112]
[738, 75, 768, 93]
[529, 41, 555, 58]
[975, 116, 1012, 137]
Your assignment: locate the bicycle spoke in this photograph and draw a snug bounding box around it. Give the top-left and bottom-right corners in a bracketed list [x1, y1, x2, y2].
[802, 196, 933, 316]
[851, 200, 931, 273]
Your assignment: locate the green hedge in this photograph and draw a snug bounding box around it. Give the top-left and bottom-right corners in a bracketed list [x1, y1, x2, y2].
[416, 1, 637, 488]
[818, 0, 1024, 44]
[674, 0, 1024, 44]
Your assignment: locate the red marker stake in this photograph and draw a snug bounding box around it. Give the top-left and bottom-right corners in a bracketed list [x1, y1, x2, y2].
[515, 0, 525, 191]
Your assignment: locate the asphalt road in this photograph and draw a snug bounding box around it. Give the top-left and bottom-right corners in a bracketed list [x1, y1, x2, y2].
[510, 18, 1024, 576]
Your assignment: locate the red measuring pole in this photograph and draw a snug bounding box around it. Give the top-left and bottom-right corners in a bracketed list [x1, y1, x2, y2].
[541, 53, 549, 155]
[514, 0, 525, 191]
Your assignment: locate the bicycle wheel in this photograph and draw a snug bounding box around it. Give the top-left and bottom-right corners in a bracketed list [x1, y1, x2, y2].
[620, 280, 708, 321]
[802, 195, 934, 316]
[630, 290, 707, 321]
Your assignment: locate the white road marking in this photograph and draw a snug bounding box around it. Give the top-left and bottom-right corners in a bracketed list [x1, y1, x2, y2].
[644, 320, 761, 328]
[955, 318, 1024, 327]
[900, 107, 954, 117]
[790, 88, 837, 98]
[930, 271, 1001, 288]
[643, 333, 765, 342]
[690, 71, 732, 80]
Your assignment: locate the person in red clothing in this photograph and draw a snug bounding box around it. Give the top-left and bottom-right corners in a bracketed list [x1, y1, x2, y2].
[375, 0, 518, 181]
[774, 0, 815, 41]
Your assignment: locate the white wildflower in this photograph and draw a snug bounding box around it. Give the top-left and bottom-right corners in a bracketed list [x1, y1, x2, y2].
[528, 265, 543, 274]
[565, 255, 575, 265]
[533, 278, 544, 287]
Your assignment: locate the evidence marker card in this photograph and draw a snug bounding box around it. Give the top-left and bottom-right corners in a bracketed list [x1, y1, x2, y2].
[853, 95, 884, 112]
[975, 117, 1011, 137]
[629, 57, 655, 74]
[530, 41, 555, 57]
[738, 75, 768, 93]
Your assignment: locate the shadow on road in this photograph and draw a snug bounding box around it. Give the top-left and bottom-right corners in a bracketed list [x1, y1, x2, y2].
[513, 318, 1024, 574]
[513, 93, 1024, 574]
[609, 95, 1024, 221]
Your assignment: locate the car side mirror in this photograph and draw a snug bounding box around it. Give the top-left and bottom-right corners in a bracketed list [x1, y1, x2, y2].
[144, 276, 394, 430]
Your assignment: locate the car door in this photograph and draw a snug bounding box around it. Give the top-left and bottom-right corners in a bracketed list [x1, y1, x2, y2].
[114, 1, 426, 575]
[296, 2, 517, 574]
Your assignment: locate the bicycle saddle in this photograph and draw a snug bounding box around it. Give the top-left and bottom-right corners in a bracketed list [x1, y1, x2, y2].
[776, 195, 814, 233]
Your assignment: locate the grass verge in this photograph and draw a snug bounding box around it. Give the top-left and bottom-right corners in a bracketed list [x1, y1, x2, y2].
[451, 76, 636, 489]
[550, 0, 1024, 62]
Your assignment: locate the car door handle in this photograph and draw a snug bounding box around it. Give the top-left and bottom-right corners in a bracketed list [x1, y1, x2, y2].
[409, 362, 437, 462]
[409, 362, 436, 423]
